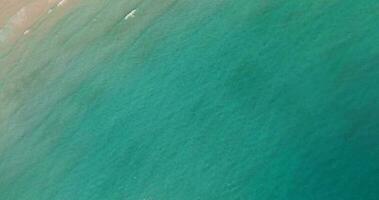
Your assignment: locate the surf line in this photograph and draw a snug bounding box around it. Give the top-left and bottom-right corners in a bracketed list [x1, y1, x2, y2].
[124, 9, 137, 21]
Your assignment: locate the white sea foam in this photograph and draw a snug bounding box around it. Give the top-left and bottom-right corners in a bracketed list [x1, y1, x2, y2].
[24, 29, 30, 35]
[57, 0, 67, 7]
[124, 9, 137, 20]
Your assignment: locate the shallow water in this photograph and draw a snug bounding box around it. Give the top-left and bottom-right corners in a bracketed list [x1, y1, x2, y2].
[0, 0, 378, 199]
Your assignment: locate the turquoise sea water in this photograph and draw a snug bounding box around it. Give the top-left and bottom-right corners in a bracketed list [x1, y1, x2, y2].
[0, 0, 379, 199]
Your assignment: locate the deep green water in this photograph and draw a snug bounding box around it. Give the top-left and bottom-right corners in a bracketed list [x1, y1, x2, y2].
[0, 0, 379, 199]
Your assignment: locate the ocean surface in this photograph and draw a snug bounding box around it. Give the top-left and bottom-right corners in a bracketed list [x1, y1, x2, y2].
[0, 0, 378, 199]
